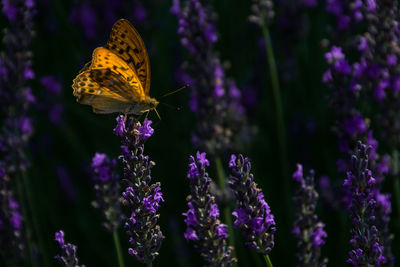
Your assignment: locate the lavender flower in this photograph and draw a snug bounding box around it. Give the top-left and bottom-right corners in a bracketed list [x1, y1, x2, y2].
[344, 142, 385, 266]
[116, 116, 164, 264]
[249, 0, 274, 26]
[0, 178, 25, 261]
[0, 0, 35, 262]
[173, 0, 248, 156]
[228, 154, 276, 255]
[70, 0, 123, 40]
[326, 0, 362, 32]
[324, 4, 394, 263]
[54, 230, 84, 267]
[358, 0, 400, 181]
[183, 151, 236, 266]
[0, 0, 35, 176]
[323, 45, 388, 179]
[292, 164, 328, 267]
[39, 76, 64, 125]
[91, 153, 123, 231]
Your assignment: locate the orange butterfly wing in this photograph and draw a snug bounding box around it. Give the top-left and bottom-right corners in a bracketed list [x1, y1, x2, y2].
[105, 19, 151, 95]
[90, 47, 146, 102]
[72, 19, 154, 114]
[72, 69, 135, 113]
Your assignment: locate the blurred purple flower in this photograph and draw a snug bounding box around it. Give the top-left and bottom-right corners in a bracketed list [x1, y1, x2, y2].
[90, 153, 122, 231]
[40, 76, 62, 94]
[0, 1, 35, 261]
[292, 164, 328, 266]
[174, 0, 249, 156]
[57, 166, 76, 202]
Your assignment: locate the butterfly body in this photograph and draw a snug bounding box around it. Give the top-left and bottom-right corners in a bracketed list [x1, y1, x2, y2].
[72, 19, 156, 115]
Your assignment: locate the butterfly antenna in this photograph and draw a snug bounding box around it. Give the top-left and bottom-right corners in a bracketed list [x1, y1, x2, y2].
[160, 84, 190, 98]
[154, 108, 162, 121]
[160, 102, 181, 111]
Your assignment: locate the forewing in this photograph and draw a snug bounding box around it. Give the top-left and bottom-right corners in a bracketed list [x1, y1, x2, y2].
[105, 19, 151, 95]
[90, 47, 145, 102]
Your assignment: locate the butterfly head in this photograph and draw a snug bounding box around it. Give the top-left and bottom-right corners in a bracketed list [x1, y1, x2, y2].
[146, 96, 159, 110]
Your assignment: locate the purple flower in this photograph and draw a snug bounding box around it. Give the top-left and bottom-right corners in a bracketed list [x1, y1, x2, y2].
[138, 118, 154, 140]
[40, 76, 62, 94]
[209, 203, 219, 219]
[229, 154, 237, 168]
[173, 0, 248, 155]
[292, 164, 328, 266]
[386, 54, 397, 66]
[142, 186, 164, 213]
[10, 210, 22, 230]
[1, 0, 17, 21]
[70, 4, 96, 38]
[232, 208, 249, 227]
[170, 0, 181, 15]
[229, 154, 276, 255]
[182, 202, 199, 226]
[184, 227, 198, 241]
[182, 152, 236, 265]
[133, 5, 147, 23]
[118, 117, 163, 264]
[358, 37, 368, 51]
[344, 115, 366, 136]
[366, 0, 376, 12]
[292, 163, 303, 182]
[90, 153, 122, 231]
[54, 230, 64, 246]
[54, 230, 83, 266]
[326, 0, 362, 30]
[213, 63, 225, 98]
[24, 88, 35, 103]
[91, 153, 114, 183]
[344, 142, 385, 266]
[0, 0, 35, 259]
[113, 115, 125, 137]
[91, 153, 107, 169]
[215, 224, 228, 239]
[23, 66, 34, 80]
[196, 151, 209, 167]
[325, 46, 345, 63]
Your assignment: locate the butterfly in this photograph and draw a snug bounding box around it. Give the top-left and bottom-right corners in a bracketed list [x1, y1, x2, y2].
[72, 19, 159, 115]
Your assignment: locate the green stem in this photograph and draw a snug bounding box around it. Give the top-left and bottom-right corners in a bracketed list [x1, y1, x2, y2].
[16, 174, 35, 267]
[260, 18, 291, 226]
[215, 157, 236, 261]
[260, 20, 289, 176]
[113, 229, 125, 267]
[260, 21, 287, 165]
[264, 254, 273, 267]
[21, 171, 50, 267]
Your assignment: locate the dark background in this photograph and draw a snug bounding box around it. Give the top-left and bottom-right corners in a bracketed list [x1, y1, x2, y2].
[1, 0, 398, 266]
